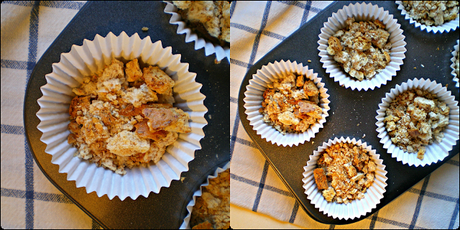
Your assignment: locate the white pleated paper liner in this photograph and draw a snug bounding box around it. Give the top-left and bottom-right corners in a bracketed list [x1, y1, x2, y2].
[302, 137, 388, 220]
[375, 78, 459, 167]
[451, 40, 459, 88]
[243, 60, 331, 147]
[164, 1, 230, 62]
[396, 1, 459, 34]
[36, 31, 208, 201]
[180, 162, 230, 229]
[318, 2, 407, 91]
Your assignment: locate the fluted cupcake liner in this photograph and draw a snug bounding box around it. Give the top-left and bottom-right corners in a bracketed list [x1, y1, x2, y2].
[396, 1, 459, 34]
[164, 1, 230, 62]
[375, 78, 459, 167]
[180, 162, 230, 229]
[36, 31, 208, 200]
[243, 60, 330, 147]
[302, 136, 388, 220]
[318, 2, 406, 91]
[451, 40, 459, 88]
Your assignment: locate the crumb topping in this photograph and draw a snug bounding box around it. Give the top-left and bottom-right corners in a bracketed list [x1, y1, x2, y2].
[327, 17, 391, 81]
[68, 59, 191, 175]
[172, 1, 230, 45]
[191, 169, 230, 229]
[260, 73, 323, 134]
[384, 88, 450, 160]
[402, 1, 459, 26]
[314, 142, 376, 204]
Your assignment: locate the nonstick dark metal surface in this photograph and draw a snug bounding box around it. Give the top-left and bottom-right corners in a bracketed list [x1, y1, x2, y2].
[238, 0, 459, 225]
[24, 1, 229, 229]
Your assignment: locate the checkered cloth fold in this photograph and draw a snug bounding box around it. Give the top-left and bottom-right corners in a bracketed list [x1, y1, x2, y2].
[229, 1, 459, 229]
[1, 1, 102, 229]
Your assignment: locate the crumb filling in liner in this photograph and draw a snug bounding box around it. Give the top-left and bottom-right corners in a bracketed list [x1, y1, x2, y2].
[375, 78, 459, 167]
[180, 162, 230, 229]
[36, 32, 208, 200]
[164, 1, 230, 62]
[303, 136, 388, 220]
[243, 60, 330, 147]
[395, 1, 459, 34]
[318, 2, 406, 91]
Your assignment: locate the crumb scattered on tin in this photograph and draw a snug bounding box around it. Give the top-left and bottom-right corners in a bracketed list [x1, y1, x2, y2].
[414, 67, 417, 70]
[362, 134, 366, 138]
[421, 64, 424, 68]
[142, 27, 148, 32]
[308, 60, 312, 63]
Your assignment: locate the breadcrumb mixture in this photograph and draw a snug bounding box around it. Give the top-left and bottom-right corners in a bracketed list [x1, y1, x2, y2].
[67, 59, 191, 175]
[191, 169, 230, 229]
[260, 73, 323, 134]
[172, 1, 230, 45]
[314, 142, 376, 204]
[384, 89, 450, 160]
[402, 1, 459, 26]
[327, 17, 391, 81]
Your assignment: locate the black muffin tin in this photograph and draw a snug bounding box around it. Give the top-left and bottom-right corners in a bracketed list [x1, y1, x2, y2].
[24, 1, 229, 228]
[238, 0, 459, 225]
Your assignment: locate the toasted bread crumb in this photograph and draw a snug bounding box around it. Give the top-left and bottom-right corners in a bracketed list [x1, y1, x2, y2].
[261, 73, 322, 134]
[191, 169, 230, 229]
[315, 142, 376, 203]
[384, 88, 450, 160]
[326, 17, 391, 81]
[68, 59, 190, 175]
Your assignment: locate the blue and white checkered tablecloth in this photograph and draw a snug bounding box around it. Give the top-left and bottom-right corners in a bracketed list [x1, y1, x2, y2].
[229, 1, 459, 229]
[1, 1, 103, 229]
